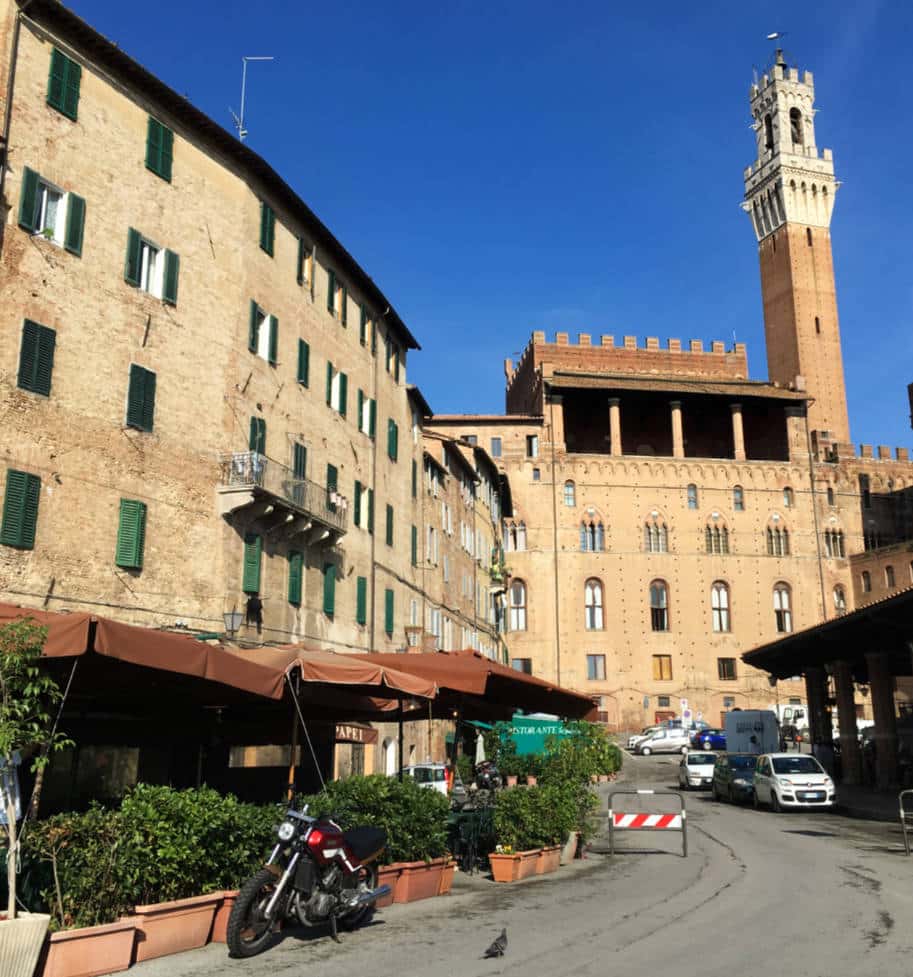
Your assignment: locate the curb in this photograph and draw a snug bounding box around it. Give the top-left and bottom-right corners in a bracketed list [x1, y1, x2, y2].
[835, 803, 896, 824]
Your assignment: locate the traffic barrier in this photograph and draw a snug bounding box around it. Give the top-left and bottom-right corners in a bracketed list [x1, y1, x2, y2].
[607, 789, 687, 857]
[900, 789, 913, 856]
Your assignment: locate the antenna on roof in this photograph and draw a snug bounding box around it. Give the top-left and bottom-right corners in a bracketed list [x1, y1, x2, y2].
[229, 56, 275, 142]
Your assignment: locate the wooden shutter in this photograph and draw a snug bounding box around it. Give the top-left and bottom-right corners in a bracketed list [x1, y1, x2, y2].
[141, 369, 156, 432]
[18, 320, 56, 397]
[268, 316, 278, 365]
[326, 463, 338, 512]
[357, 389, 364, 432]
[340, 283, 347, 326]
[411, 525, 417, 566]
[126, 365, 155, 432]
[64, 193, 86, 256]
[288, 551, 303, 605]
[162, 249, 180, 305]
[242, 533, 262, 593]
[393, 421, 399, 460]
[338, 372, 347, 417]
[297, 237, 306, 284]
[248, 300, 260, 352]
[326, 362, 333, 406]
[160, 125, 174, 182]
[18, 167, 39, 231]
[47, 48, 67, 113]
[369, 399, 376, 439]
[356, 576, 367, 626]
[115, 498, 147, 569]
[327, 269, 336, 314]
[146, 117, 162, 174]
[359, 305, 367, 345]
[323, 562, 336, 616]
[260, 202, 275, 255]
[367, 488, 374, 535]
[394, 346, 400, 382]
[386, 504, 394, 546]
[411, 459, 417, 498]
[388, 419, 398, 461]
[1, 469, 41, 550]
[249, 416, 266, 454]
[297, 340, 310, 386]
[124, 228, 142, 285]
[293, 442, 307, 479]
[371, 320, 377, 355]
[353, 480, 362, 526]
[384, 588, 394, 635]
[63, 56, 81, 120]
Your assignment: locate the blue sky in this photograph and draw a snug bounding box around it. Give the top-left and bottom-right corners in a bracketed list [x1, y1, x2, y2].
[70, 1, 913, 449]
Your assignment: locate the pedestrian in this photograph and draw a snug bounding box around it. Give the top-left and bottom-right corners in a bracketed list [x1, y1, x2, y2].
[444, 760, 454, 794]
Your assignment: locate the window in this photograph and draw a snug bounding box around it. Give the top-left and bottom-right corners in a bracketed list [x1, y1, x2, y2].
[789, 107, 803, 145]
[323, 562, 336, 616]
[359, 304, 369, 346]
[717, 658, 737, 681]
[644, 519, 669, 553]
[247, 301, 277, 364]
[384, 588, 394, 636]
[297, 340, 310, 387]
[861, 570, 872, 593]
[773, 584, 792, 633]
[353, 481, 373, 531]
[711, 582, 730, 632]
[126, 365, 156, 432]
[248, 417, 267, 456]
[115, 499, 147, 570]
[783, 487, 794, 508]
[763, 114, 773, 150]
[860, 474, 871, 509]
[733, 485, 744, 511]
[18, 168, 86, 256]
[17, 320, 56, 397]
[815, 316, 821, 335]
[806, 227, 813, 247]
[532, 468, 540, 481]
[325, 362, 348, 416]
[526, 435, 539, 458]
[658, 695, 671, 708]
[833, 586, 847, 616]
[587, 654, 606, 681]
[564, 480, 576, 506]
[649, 580, 669, 631]
[705, 524, 730, 555]
[47, 47, 81, 120]
[426, 525, 438, 563]
[823, 529, 845, 558]
[292, 441, 306, 482]
[766, 525, 790, 556]
[387, 419, 399, 461]
[297, 238, 313, 287]
[1, 469, 41, 550]
[242, 533, 262, 594]
[580, 521, 605, 552]
[357, 390, 377, 437]
[652, 655, 672, 681]
[584, 578, 604, 630]
[125, 229, 179, 304]
[687, 484, 698, 509]
[385, 504, 394, 547]
[490, 437, 502, 458]
[259, 201, 275, 256]
[827, 486, 835, 506]
[411, 459, 417, 498]
[463, 434, 477, 446]
[509, 580, 527, 631]
[145, 117, 173, 182]
[886, 565, 896, 588]
[287, 551, 303, 606]
[512, 658, 532, 675]
[385, 336, 400, 377]
[411, 525, 418, 567]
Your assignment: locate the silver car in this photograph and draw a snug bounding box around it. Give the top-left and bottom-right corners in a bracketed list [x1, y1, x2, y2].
[636, 728, 691, 755]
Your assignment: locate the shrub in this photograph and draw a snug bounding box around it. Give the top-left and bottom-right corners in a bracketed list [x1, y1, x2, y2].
[493, 783, 580, 851]
[455, 754, 474, 785]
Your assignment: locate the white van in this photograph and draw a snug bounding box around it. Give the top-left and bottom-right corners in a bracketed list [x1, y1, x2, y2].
[401, 763, 448, 795]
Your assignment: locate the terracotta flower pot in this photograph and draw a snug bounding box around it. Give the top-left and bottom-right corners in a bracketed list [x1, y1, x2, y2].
[560, 830, 579, 865]
[376, 864, 402, 907]
[525, 775, 538, 786]
[0, 912, 51, 977]
[209, 891, 239, 944]
[506, 775, 519, 787]
[516, 849, 540, 880]
[488, 853, 522, 883]
[394, 858, 447, 903]
[536, 845, 561, 876]
[40, 919, 137, 977]
[598, 774, 610, 783]
[437, 859, 457, 895]
[128, 893, 220, 963]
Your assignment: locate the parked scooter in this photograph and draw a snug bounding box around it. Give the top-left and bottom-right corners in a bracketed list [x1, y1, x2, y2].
[227, 803, 389, 958]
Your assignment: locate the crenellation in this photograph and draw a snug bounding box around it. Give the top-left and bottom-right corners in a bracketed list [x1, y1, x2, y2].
[556, 332, 569, 345]
[878, 446, 891, 460]
[645, 337, 659, 350]
[578, 333, 591, 346]
[898, 448, 910, 462]
[623, 335, 637, 349]
[668, 339, 681, 352]
[711, 341, 725, 354]
[600, 335, 614, 348]
[861, 444, 874, 459]
[690, 340, 703, 353]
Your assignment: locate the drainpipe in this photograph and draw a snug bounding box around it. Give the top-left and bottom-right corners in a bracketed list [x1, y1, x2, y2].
[803, 403, 829, 624]
[548, 397, 562, 685]
[1, 3, 35, 207]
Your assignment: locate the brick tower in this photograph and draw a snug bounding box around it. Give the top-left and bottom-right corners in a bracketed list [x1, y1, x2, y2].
[743, 49, 850, 443]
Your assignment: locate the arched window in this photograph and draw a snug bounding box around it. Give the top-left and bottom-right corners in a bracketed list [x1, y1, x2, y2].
[711, 582, 730, 632]
[767, 525, 790, 557]
[705, 522, 730, 555]
[584, 579, 604, 630]
[886, 565, 896, 588]
[783, 487, 794, 508]
[516, 521, 527, 551]
[595, 522, 605, 552]
[580, 521, 604, 552]
[827, 486, 835, 506]
[861, 570, 872, 594]
[382, 738, 397, 776]
[764, 114, 773, 150]
[564, 480, 576, 506]
[580, 523, 588, 552]
[644, 518, 669, 554]
[650, 580, 669, 632]
[733, 485, 745, 511]
[687, 484, 698, 510]
[773, 584, 792, 633]
[833, 586, 847, 616]
[509, 580, 527, 631]
[789, 107, 803, 145]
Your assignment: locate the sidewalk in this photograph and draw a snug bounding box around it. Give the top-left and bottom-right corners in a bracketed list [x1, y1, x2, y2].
[836, 783, 906, 823]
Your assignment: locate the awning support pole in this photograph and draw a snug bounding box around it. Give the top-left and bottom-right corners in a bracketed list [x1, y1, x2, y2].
[285, 671, 326, 792]
[398, 699, 404, 781]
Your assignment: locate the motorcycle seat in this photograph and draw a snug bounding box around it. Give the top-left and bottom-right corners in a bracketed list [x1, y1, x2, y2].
[343, 826, 387, 861]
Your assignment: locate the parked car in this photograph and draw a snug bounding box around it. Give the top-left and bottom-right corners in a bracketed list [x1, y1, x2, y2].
[628, 726, 662, 750]
[679, 751, 717, 789]
[752, 753, 835, 811]
[636, 728, 692, 755]
[401, 763, 448, 795]
[711, 753, 758, 803]
[691, 727, 726, 751]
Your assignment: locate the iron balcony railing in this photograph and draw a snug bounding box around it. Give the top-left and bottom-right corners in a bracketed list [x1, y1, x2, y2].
[218, 451, 348, 534]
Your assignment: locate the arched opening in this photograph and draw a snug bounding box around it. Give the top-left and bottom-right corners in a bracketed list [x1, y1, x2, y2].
[815, 316, 821, 334]
[773, 583, 792, 633]
[649, 580, 669, 632]
[509, 579, 527, 631]
[789, 108, 803, 145]
[861, 571, 872, 594]
[764, 114, 773, 150]
[584, 578, 604, 630]
[806, 227, 813, 247]
[711, 581, 731, 632]
[833, 587, 847, 616]
[564, 480, 576, 506]
[382, 738, 397, 776]
[687, 484, 698, 509]
[733, 485, 745, 511]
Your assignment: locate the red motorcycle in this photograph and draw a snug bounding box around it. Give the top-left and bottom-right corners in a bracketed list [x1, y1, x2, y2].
[227, 804, 389, 957]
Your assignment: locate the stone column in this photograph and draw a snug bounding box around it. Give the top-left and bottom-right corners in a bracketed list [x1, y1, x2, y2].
[730, 403, 746, 461]
[866, 652, 898, 788]
[548, 394, 565, 452]
[833, 661, 862, 785]
[608, 398, 622, 457]
[670, 400, 684, 458]
[805, 666, 833, 771]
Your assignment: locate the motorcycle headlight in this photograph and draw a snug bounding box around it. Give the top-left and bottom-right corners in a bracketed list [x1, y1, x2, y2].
[277, 820, 296, 842]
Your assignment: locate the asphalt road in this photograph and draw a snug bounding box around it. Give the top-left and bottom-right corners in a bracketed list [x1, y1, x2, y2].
[118, 753, 913, 977]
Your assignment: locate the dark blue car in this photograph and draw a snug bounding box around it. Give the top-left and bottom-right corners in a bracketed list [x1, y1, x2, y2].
[690, 727, 726, 751]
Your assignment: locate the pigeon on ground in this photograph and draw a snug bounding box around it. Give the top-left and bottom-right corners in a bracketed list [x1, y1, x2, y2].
[483, 928, 508, 958]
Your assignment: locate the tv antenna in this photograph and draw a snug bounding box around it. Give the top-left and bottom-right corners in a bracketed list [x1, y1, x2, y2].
[229, 55, 275, 142]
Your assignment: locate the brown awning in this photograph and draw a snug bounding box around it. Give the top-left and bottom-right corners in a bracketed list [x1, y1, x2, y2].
[0, 605, 92, 656]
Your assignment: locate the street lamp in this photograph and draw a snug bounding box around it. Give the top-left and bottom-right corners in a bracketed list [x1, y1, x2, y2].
[222, 610, 244, 636]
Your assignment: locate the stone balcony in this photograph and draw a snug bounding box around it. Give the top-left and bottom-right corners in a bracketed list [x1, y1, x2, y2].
[217, 451, 347, 542]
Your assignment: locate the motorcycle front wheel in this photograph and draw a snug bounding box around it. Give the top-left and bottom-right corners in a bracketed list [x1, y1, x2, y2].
[226, 867, 283, 958]
[339, 862, 379, 931]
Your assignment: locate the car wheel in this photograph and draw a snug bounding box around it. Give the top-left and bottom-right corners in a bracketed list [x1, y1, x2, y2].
[711, 782, 719, 801]
[727, 784, 734, 804]
[681, 745, 689, 754]
[770, 790, 781, 813]
[641, 746, 651, 756]
[752, 789, 760, 809]
[702, 741, 711, 751]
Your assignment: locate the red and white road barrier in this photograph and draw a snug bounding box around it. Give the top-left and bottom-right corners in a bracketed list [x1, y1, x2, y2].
[607, 789, 688, 857]
[612, 812, 683, 829]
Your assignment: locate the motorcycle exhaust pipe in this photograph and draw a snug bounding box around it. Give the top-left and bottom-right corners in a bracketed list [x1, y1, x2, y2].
[342, 883, 391, 912]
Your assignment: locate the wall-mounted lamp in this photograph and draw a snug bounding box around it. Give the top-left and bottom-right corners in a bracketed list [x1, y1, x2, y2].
[223, 610, 244, 636]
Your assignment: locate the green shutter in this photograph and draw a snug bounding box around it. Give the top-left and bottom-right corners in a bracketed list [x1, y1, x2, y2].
[64, 193, 86, 257]
[327, 269, 335, 314]
[18, 167, 39, 232]
[371, 320, 377, 355]
[242, 533, 262, 594]
[326, 361, 333, 406]
[411, 525, 417, 566]
[293, 442, 307, 479]
[359, 305, 367, 346]
[354, 480, 362, 526]
[367, 488, 374, 535]
[115, 498, 147, 569]
[388, 419, 398, 461]
[288, 551, 303, 605]
[248, 300, 260, 353]
[160, 126, 174, 182]
[326, 463, 338, 512]
[297, 237, 306, 285]
[1, 470, 41, 550]
[47, 48, 66, 113]
[338, 372, 347, 417]
[357, 389, 364, 431]
[356, 576, 367, 626]
[249, 416, 266, 454]
[340, 284, 348, 326]
[268, 316, 278, 365]
[393, 422, 399, 460]
[384, 588, 394, 636]
[126, 365, 155, 432]
[297, 340, 310, 386]
[259, 202, 275, 255]
[18, 319, 56, 397]
[394, 346, 401, 382]
[124, 227, 142, 285]
[63, 56, 81, 120]
[146, 117, 174, 181]
[411, 459, 417, 499]
[162, 249, 179, 305]
[369, 399, 377, 439]
[385, 504, 394, 546]
[323, 562, 336, 616]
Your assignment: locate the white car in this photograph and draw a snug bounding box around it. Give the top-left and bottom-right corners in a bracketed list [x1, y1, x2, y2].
[628, 726, 662, 750]
[636, 728, 691, 756]
[678, 751, 717, 789]
[753, 753, 835, 811]
[401, 763, 448, 795]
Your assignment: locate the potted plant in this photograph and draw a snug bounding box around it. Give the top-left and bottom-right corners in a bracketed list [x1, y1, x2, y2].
[0, 619, 70, 977]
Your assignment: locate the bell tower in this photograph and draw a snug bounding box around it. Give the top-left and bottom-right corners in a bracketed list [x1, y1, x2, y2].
[743, 49, 850, 443]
